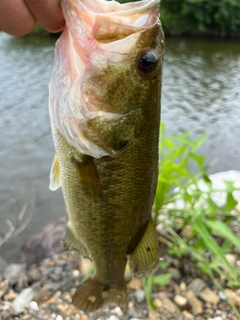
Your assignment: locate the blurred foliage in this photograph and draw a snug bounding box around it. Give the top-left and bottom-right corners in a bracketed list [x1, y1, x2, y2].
[146, 123, 240, 315]
[160, 0, 240, 35]
[118, 0, 240, 36]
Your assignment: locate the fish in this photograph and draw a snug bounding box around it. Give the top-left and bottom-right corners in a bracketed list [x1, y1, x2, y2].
[49, 0, 165, 312]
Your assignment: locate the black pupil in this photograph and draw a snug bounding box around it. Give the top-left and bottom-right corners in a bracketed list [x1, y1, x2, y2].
[138, 51, 158, 74]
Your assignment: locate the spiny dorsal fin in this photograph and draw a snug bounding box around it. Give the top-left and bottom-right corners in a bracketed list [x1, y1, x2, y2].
[49, 154, 61, 191]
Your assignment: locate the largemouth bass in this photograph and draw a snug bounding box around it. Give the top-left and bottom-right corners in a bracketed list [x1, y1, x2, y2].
[49, 0, 164, 312]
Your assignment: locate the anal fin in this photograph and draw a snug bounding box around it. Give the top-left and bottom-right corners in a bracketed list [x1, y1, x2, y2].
[49, 154, 61, 191]
[62, 224, 90, 259]
[129, 219, 159, 276]
[71, 155, 102, 200]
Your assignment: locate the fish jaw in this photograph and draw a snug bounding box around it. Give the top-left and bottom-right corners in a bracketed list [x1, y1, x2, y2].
[49, 0, 164, 158]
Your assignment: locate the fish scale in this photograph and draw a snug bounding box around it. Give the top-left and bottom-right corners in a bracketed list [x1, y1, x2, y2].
[49, 0, 164, 312]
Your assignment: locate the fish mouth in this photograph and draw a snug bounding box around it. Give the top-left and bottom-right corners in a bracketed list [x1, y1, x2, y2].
[77, 0, 160, 16]
[63, 0, 160, 43]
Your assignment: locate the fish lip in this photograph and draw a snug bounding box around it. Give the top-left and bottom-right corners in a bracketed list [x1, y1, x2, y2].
[63, 0, 161, 35]
[76, 0, 160, 16]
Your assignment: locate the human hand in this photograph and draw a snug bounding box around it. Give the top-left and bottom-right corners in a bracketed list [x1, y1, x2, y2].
[0, 0, 65, 36]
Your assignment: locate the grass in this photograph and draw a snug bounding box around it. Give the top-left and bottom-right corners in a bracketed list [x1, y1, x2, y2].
[143, 122, 240, 314]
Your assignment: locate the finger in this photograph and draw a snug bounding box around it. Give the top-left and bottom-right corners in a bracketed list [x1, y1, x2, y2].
[0, 0, 36, 36]
[25, 0, 65, 33]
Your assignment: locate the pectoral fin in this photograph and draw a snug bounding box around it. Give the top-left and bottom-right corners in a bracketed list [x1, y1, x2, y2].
[49, 154, 61, 191]
[129, 219, 159, 276]
[71, 155, 102, 200]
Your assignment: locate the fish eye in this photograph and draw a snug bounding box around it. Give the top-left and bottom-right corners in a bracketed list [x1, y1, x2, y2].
[137, 51, 158, 75]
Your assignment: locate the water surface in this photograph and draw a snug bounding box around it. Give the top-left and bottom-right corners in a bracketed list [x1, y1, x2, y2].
[0, 34, 240, 262]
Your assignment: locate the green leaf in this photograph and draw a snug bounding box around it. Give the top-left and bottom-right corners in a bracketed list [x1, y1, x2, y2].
[204, 196, 219, 214]
[192, 218, 236, 279]
[191, 153, 205, 167]
[205, 220, 240, 250]
[153, 273, 171, 286]
[202, 175, 212, 188]
[224, 192, 238, 211]
[191, 132, 207, 152]
[142, 277, 155, 310]
[224, 180, 235, 192]
[159, 261, 170, 269]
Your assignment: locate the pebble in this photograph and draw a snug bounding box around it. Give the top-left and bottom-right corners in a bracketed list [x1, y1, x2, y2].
[128, 307, 140, 318]
[0, 280, 9, 299]
[128, 277, 142, 290]
[174, 295, 188, 308]
[134, 289, 145, 303]
[180, 225, 193, 239]
[110, 306, 122, 317]
[4, 288, 18, 301]
[224, 289, 240, 307]
[153, 298, 162, 310]
[185, 290, 203, 315]
[182, 310, 193, 319]
[179, 282, 187, 292]
[12, 287, 35, 314]
[175, 314, 186, 320]
[107, 316, 119, 320]
[199, 287, 220, 304]
[187, 278, 207, 296]
[148, 308, 161, 320]
[0, 209, 239, 320]
[168, 267, 181, 281]
[0, 302, 14, 320]
[34, 285, 53, 303]
[218, 291, 226, 300]
[3, 264, 26, 285]
[161, 298, 178, 315]
[72, 270, 80, 277]
[225, 254, 236, 266]
[29, 300, 39, 311]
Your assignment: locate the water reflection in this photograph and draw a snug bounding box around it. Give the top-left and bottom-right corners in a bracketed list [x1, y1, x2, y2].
[161, 37, 240, 172]
[0, 33, 240, 262]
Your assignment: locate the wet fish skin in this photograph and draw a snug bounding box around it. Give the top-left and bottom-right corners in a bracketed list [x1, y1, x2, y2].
[49, 0, 165, 312]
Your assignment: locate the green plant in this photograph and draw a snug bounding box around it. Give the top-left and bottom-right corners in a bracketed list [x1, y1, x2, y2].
[160, 0, 240, 35]
[153, 122, 207, 216]
[142, 261, 171, 310]
[144, 123, 240, 314]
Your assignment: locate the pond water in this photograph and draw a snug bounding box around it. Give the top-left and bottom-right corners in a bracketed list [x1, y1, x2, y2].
[0, 33, 240, 262]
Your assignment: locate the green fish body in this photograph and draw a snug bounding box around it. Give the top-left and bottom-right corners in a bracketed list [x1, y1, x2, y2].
[49, 0, 165, 312]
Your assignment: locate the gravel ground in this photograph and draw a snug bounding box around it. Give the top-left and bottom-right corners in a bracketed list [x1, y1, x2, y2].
[0, 245, 240, 320]
[1, 171, 240, 320]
